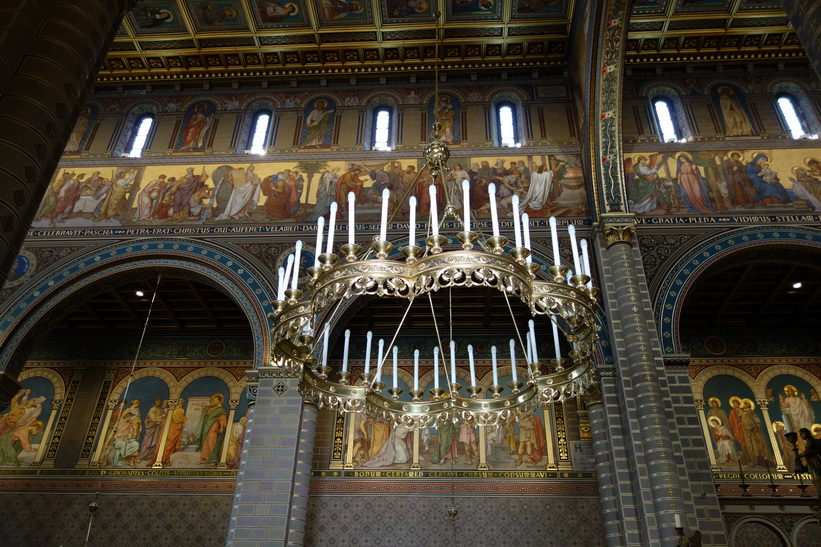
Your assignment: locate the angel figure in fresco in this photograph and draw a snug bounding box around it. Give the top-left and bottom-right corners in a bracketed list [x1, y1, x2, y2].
[303, 100, 333, 147]
[196, 393, 228, 465]
[739, 399, 773, 468]
[179, 103, 215, 150]
[707, 416, 737, 464]
[779, 385, 816, 432]
[717, 86, 754, 136]
[65, 107, 90, 153]
[515, 410, 545, 466]
[436, 95, 456, 143]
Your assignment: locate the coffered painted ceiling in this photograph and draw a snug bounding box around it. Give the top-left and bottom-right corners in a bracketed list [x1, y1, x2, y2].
[103, 1, 804, 84]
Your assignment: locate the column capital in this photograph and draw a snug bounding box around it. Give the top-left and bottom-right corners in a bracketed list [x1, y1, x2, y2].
[756, 398, 769, 411]
[600, 214, 637, 248]
[584, 382, 604, 408]
[694, 399, 705, 411]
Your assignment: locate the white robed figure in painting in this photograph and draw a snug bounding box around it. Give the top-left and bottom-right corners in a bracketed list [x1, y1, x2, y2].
[216, 166, 261, 220]
[361, 424, 411, 468]
[522, 164, 553, 210]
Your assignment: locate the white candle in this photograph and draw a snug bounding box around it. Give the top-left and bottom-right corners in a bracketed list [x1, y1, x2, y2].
[409, 196, 417, 246]
[326, 202, 338, 255]
[392, 345, 399, 389]
[567, 224, 581, 278]
[450, 340, 456, 385]
[488, 182, 500, 238]
[526, 330, 533, 363]
[282, 254, 294, 298]
[314, 216, 325, 268]
[377, 339, 385, 377]
[413, 349, 420, 391]
[379, 188, 390, 241]
[429, 184, 439, 238]
[468, 344, 476, 387]
[552, 320, 562, 360]
[347, 192, 356, 246]
[528, 319, 539, 363]
[580, 239, 592, 288]
[674, 514, 682, 529]
[342, 329, 351, 373]
[462, 179, 471, 232]
[522, 212, 532, 263]
[509, 339, 518, 383]
[433, 346, 440, 389]
[511, 195, 522, 248]
[276, 266, 285, 300]
[321, 322, 331, 368]
[364, 331, 373, 375]
[549, 216, 560, 268]
[491, 345, 498, 386]
[290, 240, 302, 291]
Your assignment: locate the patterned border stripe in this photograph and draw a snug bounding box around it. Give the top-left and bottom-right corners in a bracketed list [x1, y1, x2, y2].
[656, 227, 821, 354]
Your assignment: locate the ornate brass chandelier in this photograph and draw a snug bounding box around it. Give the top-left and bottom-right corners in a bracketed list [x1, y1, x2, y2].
[269, 122, 599, 430]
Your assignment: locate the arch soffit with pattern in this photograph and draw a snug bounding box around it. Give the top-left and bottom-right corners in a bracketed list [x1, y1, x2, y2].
[791, 517, 821, 546]
[690, 365, 761, 400]
[653, 226, 821, 355]
[700, 78, 753, 96]
[638, 81, 690, 99]
[358, 90, 405, 107]
[110, 367, 180, 400]
[729, 517, 790, 547]
[238, 94, 284, 111]
[177, 97, 222, 114]
[299, 92, 346, 108]
[419, 88, 469, 105]
[0, 238, 276, 373]
[488, 87, 530, 105]
[755, 365, 821, 395]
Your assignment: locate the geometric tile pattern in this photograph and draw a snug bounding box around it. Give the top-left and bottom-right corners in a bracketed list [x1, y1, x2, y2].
[305, 496, 605, 546]
[0, 493, 231, 546]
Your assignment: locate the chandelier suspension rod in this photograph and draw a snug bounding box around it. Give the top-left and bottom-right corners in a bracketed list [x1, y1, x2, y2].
[367, 296, 416, 391]
[499, 287, 537, 379]
[426, 291, 458, 402]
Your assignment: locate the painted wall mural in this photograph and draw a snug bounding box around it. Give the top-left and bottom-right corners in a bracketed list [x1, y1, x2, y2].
[300, 97, 337, 148]
[93, 369, 249, 470]
[0, 375, 58, 468]
[428, 93, 461, 144]
[175, 101, 218, 151]
[766, 375, 821, 469]
[32, 154, 587, 230]
[625, 148, 821, 216]
[63, 105, 98, 155]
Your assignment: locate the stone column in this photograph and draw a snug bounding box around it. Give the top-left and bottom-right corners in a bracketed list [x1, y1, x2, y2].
[757, 399, 787, 472]
[218, 400, 239, 468]
[695, 400, 720, 472]
[227, 368, 317, 546]
[90, 400, 119, 466]
[31, 398, 61, 466]
[0, 0, 129, 282]
[783, 0, 821, 82]
[585, 381, 623, 547]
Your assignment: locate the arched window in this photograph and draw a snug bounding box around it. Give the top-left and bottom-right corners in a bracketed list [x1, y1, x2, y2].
[373, 107, 392, 151]
[652, 98, 680, 143]
[248, 110, 273, 154]
[127, 115, 154, 158]
[497, 102, 518, 147]
[775, 94, 808, 139]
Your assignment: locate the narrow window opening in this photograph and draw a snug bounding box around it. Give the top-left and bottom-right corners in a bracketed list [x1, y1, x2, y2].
[776, 95, 806, 139]
[373, 108, 392, 151]
[498, 104, 517, 147]
[653, 99, 679, 143]
[127, 115, 154, 158]
[249, 111, 272, 154]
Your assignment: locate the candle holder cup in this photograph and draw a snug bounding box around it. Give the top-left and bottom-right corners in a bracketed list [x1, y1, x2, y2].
[372, 239, 393, 259]
[486, 235, 509, 255]
[548, 264, 570, 283]
[509, 247, 530, 265]
[388, 387, 403, 400]
[488, 385, 503, 398]
[426, 234, 448, 254]
[338, 370, 352, 385]
[319, 252, 339, 270]
[456, 231, 479, 250]
[340, 243, 362, 262]
[401, 245, 423, 263]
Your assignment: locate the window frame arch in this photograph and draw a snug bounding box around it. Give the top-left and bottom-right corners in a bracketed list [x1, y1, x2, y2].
[362, 97, 398, 151]
[247, 109, 274, 155]
[490, 92, 526, 148]
[113, 102, 161, 157]
[235, 99, 279, 154]
[496, 102, 519, 147]
[646, 86, 692, 143]
[371, 106, 393, 151]
[126, 114, 156, 158]
[771, 85, 820, 139]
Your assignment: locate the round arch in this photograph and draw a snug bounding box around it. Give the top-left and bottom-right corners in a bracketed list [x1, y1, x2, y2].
[17, 368, 67, 400]
[110, 367, 179, 400]
[729, 517, 790, 547]
[690, 365, 759, 400]
[655, 226, 821, 355]
[112, 100, 164, 157]
[0, 238, 276, 375]
[178, 366, 245, 400]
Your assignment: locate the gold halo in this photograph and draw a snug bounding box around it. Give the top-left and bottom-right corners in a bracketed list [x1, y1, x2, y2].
[676, 153, 693, 162]
[783, 384, 798, 395]
[222, 7, 237, 19]
[415, 0, 429, 12]
[285, 2, 299, 16]
[729, 396, 742, 408]
[742, 398, 755, 410]
[772, 421, 785, 433]
[812, 424, 821, 436]
[749, 152, 770, 165]
[804, 157, 819, 168]
[349, 1, 365, 14]
[708, 397, 721, 407]
[707, 416, 721, 428]
[158, 9, 174, 22]
[29, 419, 44, 436]
[726, 150, 745, 161]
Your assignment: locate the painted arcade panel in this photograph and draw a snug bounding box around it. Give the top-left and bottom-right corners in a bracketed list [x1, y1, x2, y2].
[127, 1, 188, 33]
[174, 101, 219, 151]
[702, 374, 776, 472]
[0, 375, 57, 468]
[32, 153, 587, 230]
[316, 0, 372, 25]
[765, 375, 821, 471]
[94, 371, 249, 471]
[63, 105, 99, 155]
[625, 148, 821, 217]
[186, 0, 249, 31]
[252, 1, 308, 28]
